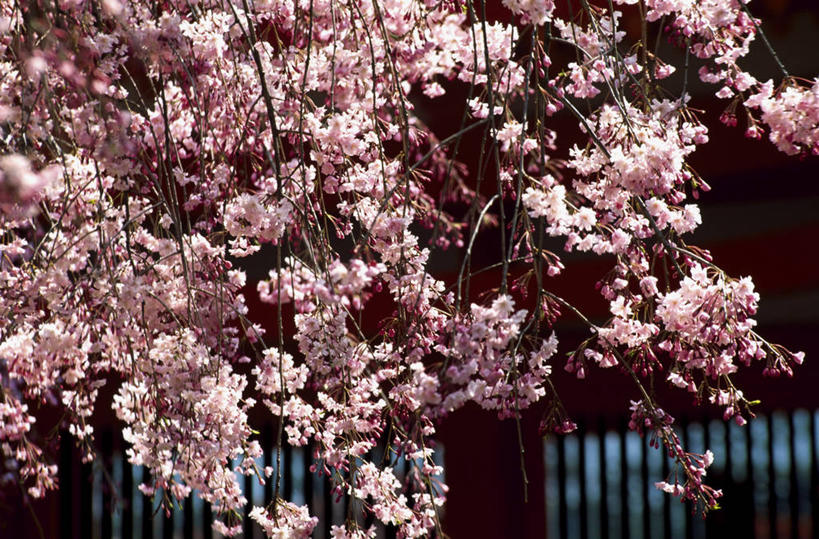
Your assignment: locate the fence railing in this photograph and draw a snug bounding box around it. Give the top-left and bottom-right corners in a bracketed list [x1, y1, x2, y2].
[57, 410, 818, 538]
[544, 410, 819, 539]
[57, 425, 412, 539]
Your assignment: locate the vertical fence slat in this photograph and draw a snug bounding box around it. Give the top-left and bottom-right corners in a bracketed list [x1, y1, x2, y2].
[641, 432, 650, 539]
[788, 413, 799, 539]
[703, 418, 712, 539]
[244, 471, 254, 539]
[578, 424, 587, 539]
[745, 416, 756, 539]
[162, 501, 174, 539]
[557, 434, 568, 539]
[724, 417, 733, 538]
[183, 495, 193, 539]
[811, 411, 818, 539]
[323, 464, 333, 539]
[81, 459, 93, 539]
[203, 496, 213, 539]
[768, 414, 777, 539]
[598, 420, 609, 539]
[142, 467, 153, 539]
[59, 432, 74, 539]
[305, 440, 314, 518]
[101, 430, 113, 539]
[661, 433, 671, 539]
[122, 452, 133, 539]
[284, 442, 293, 503]
[681, 419, 693, 539]
[619, 420, 629, 539]
[724, 419, 733, 478]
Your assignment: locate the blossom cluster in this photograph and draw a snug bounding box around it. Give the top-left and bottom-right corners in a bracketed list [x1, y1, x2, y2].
[0, 0, 814, 535]
[629, 399, 723, 512]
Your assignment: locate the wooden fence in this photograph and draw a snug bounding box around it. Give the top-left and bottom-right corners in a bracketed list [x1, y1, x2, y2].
[57, 410, 818, 538]
[57, 426, 410, 539]
[544, 410, 819, 539]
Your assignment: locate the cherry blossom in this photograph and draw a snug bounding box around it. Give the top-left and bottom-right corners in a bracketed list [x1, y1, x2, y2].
[0, 0, 814, 534]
